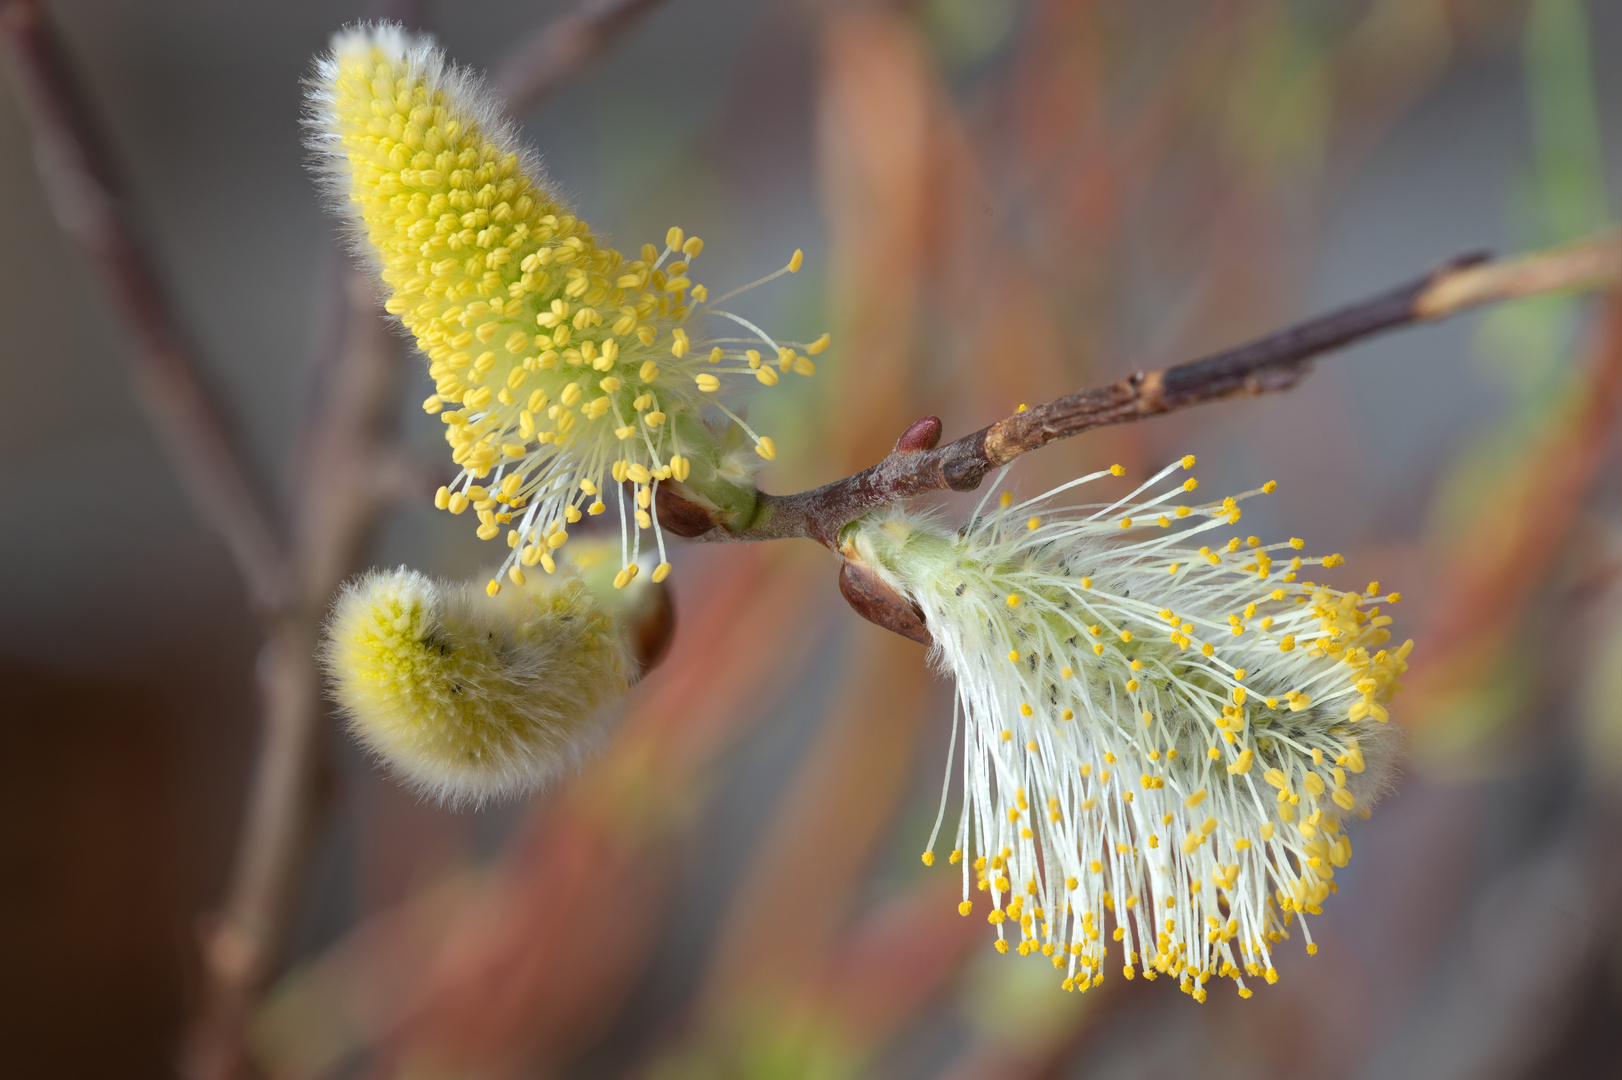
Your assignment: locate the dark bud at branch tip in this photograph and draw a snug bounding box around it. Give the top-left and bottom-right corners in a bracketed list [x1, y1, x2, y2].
[894, 415, 943, 453]
[655, 486, 719, 538]
[839, 560, 933, 647]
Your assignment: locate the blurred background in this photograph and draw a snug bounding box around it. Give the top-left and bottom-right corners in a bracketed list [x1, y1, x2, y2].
[1, 0, 1619, 1077]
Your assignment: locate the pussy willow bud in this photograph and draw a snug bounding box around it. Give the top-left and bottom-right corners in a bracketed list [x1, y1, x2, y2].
[306, 23, 828, 593]
[849, 456, 1407, 1000]
[322, 564, 630, 804]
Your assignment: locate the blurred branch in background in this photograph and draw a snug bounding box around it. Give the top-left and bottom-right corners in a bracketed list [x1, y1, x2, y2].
[0, 0, 287, 611]
[492, 0, 665, 113]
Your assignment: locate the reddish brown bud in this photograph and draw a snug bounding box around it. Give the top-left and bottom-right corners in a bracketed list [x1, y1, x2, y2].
[839, 560, 932, 646]
[655, 485, 719, 538]
[628, 580, 676, 676]
[894, 415, 943, 453]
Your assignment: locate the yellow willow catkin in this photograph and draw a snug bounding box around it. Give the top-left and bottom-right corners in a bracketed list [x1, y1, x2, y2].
[322, 566, 629, 804]
[306, 24, 825, 595]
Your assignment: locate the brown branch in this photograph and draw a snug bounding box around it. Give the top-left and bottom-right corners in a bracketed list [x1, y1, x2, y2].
[492, 0, 667, 116]
[670, 236, 1620, 550]
[185, 269, 404, 1080]
[0, 0, 288, 613]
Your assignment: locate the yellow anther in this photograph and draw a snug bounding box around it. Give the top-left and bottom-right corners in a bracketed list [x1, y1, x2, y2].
[755, 436, 777, 460]
[787, 249, 804, 272]
[807, 332, 831, 354]
[1183, 478, 1198, 491]
[1027, 516, 1041, 530]
[1110, 463, 1125, 476]
[1290, 538, 1305, 549]
[652, 562, 672, 583]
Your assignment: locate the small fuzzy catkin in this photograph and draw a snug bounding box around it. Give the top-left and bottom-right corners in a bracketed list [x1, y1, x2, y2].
[323, 566, 629, 804]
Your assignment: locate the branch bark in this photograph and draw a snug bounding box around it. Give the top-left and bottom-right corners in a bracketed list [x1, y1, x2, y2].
[0, 0, 288, 612]
[667, 237, 1619, 549]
